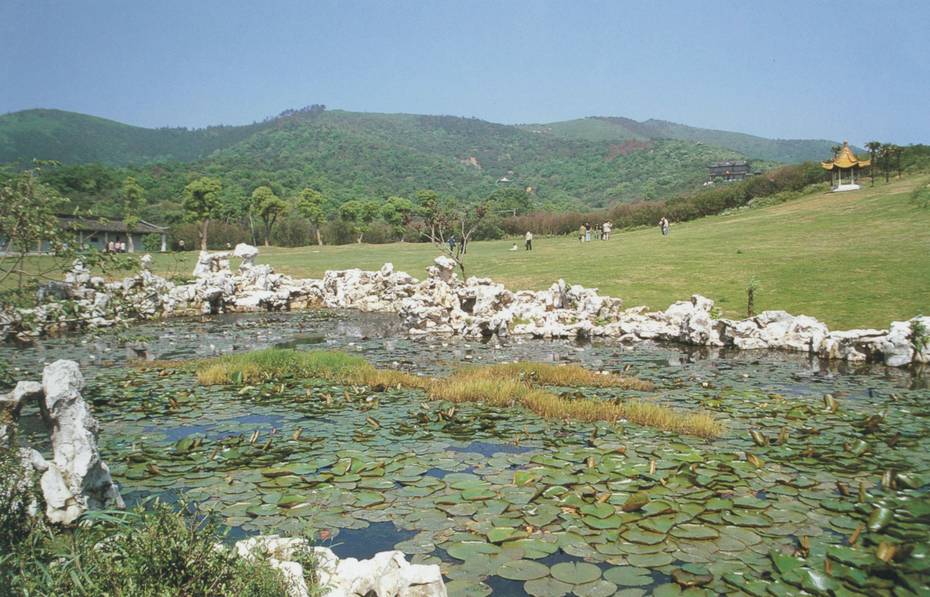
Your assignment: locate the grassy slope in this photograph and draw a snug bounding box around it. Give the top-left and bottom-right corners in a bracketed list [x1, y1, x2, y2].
[132, 176, 929, 329]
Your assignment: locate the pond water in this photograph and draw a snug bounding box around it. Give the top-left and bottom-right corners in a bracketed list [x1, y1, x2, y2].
[3, 310, 928, 596]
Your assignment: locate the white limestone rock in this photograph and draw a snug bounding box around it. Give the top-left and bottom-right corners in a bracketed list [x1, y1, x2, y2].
[234, 537, 446, 597]
[0, 381, 44, 445]
[40, 360, 124, 524]
[819, 329, 887, 362]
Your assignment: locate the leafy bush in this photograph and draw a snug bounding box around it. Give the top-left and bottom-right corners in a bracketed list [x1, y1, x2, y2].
[0, 442, 315, 596]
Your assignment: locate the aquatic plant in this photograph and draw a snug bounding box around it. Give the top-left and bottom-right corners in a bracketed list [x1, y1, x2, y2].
[196, 348, 428, 389]
[464, 361, 655, 391]
[193, 349, 718, 436]
[430, 372, 722, 438]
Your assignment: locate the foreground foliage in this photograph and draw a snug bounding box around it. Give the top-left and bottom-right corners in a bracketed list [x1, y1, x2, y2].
[0, 444, 314, 597]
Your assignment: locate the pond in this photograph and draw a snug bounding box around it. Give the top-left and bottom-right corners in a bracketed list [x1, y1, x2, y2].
[3, 310, 928, 596]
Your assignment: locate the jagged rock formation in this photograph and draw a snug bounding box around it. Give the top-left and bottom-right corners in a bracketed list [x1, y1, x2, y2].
[1, 360, 125, 524]
[234, 535, 447, 597]
[2, 246, 928, 368]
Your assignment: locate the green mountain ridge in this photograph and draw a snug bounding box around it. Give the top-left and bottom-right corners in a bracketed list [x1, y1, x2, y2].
[518, 116, 843, 163]
[0, 108, 275, 165]
[1, 107, 842, 211]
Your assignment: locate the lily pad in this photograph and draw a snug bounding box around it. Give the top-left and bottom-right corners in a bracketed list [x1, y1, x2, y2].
[496, 559, 550, 581]
[550, 561, 601, 584]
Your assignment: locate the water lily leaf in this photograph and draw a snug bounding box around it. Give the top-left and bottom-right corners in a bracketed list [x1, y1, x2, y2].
[580, 502, 615, 519]
[867, 506, 892, 532]
[523, 577, 572, 597]
[770, 550, 803, 576]
[524, 504, 560, 528]
[447, 540, 500, 561]
[622, 528, 666, 545]
[496, 559, 549, 581]
[550, 561, 601, 584]
[670, 524, 719, 540]
[445, 578, 492, 597]
[721, 511, 770, 527]
[623, 492, 649, 512]
[462, 487, 496, 501]
[604, 566, 652, 587]
[487, 527, 524, 544]
[639, 514, 678, 534]
[572, 579, 618, 597]
[504, 538, 558, 559]
[671, 566, 713, 587]
[799, 568, 838, 594]
[627, 551, 675, 567]
[583, 514, 622, 529]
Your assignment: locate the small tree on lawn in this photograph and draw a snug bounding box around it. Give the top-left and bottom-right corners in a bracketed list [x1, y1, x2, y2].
[339, 199, 379, 243]
[865, 141, 882, 185]
[416, 190, 492, 277]
[120, 176, 145, 252]
[296, 188, 326, 246]
[380, 196, 415, 241]
[251, 186, 287, 247]
[183, 177, 222, 251]
[0, 163, 134, 300]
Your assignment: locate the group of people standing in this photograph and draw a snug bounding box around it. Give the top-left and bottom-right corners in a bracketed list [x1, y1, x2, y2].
[578, 222, 612, 242]
[511, 216, 670, 252]
[105, 239, 128, 253]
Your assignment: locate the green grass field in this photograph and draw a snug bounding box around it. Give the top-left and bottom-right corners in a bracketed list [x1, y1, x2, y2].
[6, 177, 929, 329]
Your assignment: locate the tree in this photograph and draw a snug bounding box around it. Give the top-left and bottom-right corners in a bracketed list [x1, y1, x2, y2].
[295, 188, 326, 246]
[879, 144, 894, 183]
[119, 176, 145, 252]
[0, 163, 133, 295]
[831, 144, 842, 160]
[250, 186, 287, 246]
[416, 190, 493, 276]
[339, 199, 379, 243]
[183, 177, 222, 251]
[487, 187, 532, 216]
[0, 166, 68, 289]
[865, 141, 882, 185]
[380, 196, 414, 241]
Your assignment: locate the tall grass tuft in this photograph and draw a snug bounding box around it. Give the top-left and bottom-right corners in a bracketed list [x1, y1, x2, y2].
[460, 361, 655, 391]
[429, 373, 721, 438]
[196, 348, 428, 389]
[193, 349, 720, 438]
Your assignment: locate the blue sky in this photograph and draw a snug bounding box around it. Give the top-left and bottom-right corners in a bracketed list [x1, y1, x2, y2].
[2, 0, 927, 145]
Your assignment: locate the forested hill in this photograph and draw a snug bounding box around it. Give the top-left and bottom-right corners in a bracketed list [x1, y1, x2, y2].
[1, 106, 839, 209]
[0, 109, 275, 165]
[519, 117, 840, 163]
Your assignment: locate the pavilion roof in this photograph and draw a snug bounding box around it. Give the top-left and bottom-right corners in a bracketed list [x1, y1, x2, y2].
[822, 141, 870, 170]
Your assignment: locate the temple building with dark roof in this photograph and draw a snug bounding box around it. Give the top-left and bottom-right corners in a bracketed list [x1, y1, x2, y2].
[1, 216, 167, 254]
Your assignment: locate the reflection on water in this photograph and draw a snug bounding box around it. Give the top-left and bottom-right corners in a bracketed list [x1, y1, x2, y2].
[324, 522, 417, 561]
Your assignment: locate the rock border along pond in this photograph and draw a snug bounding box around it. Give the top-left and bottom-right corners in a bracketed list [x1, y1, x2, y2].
[2, 244, 928, 368]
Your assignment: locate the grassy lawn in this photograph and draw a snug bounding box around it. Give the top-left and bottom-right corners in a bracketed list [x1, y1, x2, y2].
[5, 177, 929, 329]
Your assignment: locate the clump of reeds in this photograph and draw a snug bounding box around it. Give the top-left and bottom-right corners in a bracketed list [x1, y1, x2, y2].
[195, 348, 427, 388]
[460, 361, 655, 391]
[192, 349, 721, 438]
[427, 367, 722, 438]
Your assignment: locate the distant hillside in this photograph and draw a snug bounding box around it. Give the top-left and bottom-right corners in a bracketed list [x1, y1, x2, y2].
[519, 116, 841, 163]
[198, 110, 746, 207]
[1, 107, 843, 212]
[0, 109, 273, 165]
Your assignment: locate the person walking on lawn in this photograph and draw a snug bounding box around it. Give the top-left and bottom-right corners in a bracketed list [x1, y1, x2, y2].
[524, 231, 533, 251]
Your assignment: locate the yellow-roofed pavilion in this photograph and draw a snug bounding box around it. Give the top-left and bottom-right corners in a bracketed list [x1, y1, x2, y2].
[822, 141, 870, 191]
